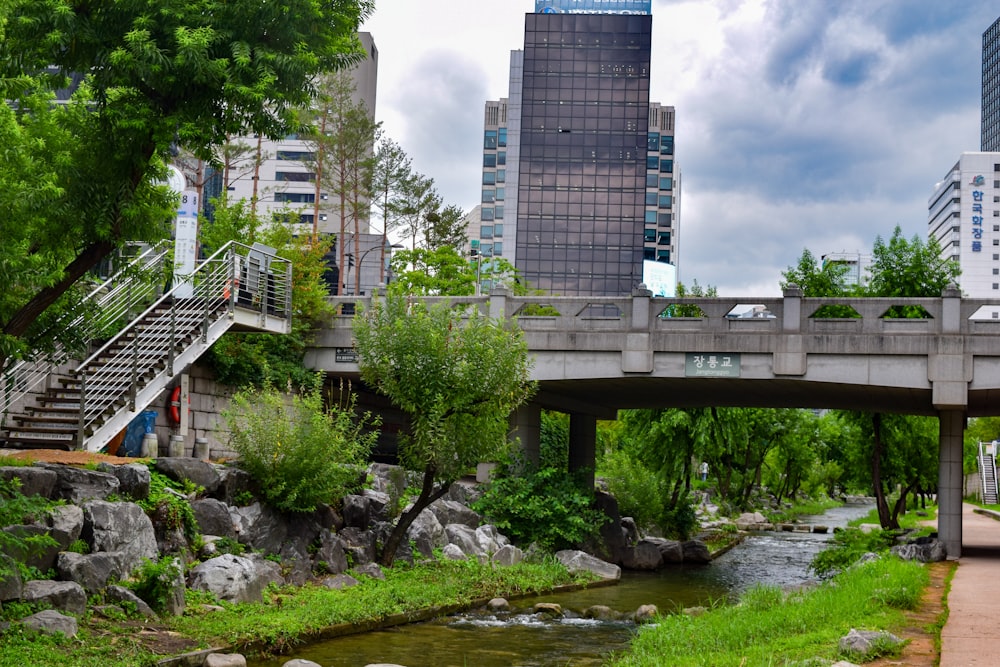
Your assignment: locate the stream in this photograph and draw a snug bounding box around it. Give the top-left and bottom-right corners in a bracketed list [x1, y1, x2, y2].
[252, 503, 873, 667]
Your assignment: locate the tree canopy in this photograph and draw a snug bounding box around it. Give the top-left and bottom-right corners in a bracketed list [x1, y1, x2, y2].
[0, 0, 373, 371]
[353, 293, 536, 564]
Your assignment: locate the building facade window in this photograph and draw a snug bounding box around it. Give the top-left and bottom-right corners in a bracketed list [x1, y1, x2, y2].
[274, 192, 316, 203]
[485, 130, 498, 149]
[275, 150, 316, 161]
[275, 171, 315, 182]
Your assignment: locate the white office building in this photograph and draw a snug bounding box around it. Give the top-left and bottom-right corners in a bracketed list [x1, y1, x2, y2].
[928, 152, 1000, 297]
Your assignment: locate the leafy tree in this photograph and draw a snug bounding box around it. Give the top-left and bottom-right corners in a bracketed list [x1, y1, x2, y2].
[387, 248, 523, 297]
[661, 280, 717, 318]
[780, 248, 850, 297]
[839, 412, 939, 528]
[864, 225, 960, 316]
[394, 173, 442, 251]
[0, 0, 372, 372]
[352, 293, 536, 565]
[780, 248, 857, 317]
[304, 71, 380, 294]
[424, 204, 468, 250]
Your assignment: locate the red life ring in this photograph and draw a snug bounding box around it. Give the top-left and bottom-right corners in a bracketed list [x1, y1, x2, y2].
[167, 386, 185, 424]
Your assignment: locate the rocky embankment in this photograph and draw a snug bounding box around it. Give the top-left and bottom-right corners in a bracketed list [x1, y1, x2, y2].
[0, 456, 719, 666]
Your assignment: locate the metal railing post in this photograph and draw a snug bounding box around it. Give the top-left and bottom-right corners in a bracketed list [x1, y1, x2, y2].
[129, 328, 139, 411]
[77, 373, 87, 449]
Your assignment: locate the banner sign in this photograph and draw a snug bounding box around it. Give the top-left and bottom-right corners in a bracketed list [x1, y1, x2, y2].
[535, 0, 651, 15]
[685, 353, 740, 378]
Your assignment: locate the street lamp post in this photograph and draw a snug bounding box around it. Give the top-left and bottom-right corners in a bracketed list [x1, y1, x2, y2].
[354, 239, 404, 295]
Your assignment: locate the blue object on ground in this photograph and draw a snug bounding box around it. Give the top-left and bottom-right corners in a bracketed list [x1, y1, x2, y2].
[122, 410, 158, 457]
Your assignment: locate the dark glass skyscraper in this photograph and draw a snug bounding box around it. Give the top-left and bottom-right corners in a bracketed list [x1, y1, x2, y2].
[983, 15, 1000, 152]
[515, 12, 653, 295]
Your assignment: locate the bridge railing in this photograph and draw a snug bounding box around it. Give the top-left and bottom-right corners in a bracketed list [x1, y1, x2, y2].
[324, 288, 1000, 338]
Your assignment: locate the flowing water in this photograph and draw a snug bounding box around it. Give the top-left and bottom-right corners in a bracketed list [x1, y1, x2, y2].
[252, 503, 873, 667]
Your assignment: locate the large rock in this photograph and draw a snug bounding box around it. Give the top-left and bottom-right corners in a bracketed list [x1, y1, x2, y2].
[681, 540, 712, 564]
[313, 530, 349, 575]
[341, 495, 371, 529]
[839, 628, 902, 655]
[0, 466, 57, 498]
[105, 584, 156, 617]
[3, 524, 61, 572]
[645, 537, 684, 564]
[155, 458, 222, 495]
[232, 502, 287, 554]
[367, 463, 406, 498]
[0, 554, 23, 601]
[406, 509, 447, 550]
[56, 551, 125, 594]
[362, 489, 391, 521]
[338, 527, 377, 566]
[21, 609, 78, 637]
[21, 580, 87, 615]
[891, 539, 947, 563]
[445, 524, 485, 559]
[492, 544, 524, 567]
[39, 463, 120, 503]
[188, 554, 283, 604]
[429, 499, 480, 528]
[589, 491, 627, 564]
[555, 550, 621, 581]
[192, 499, 237, 539]
[475, 524, 508, 555]
[205, 653, 247, 667]
[98, 463, 151, 500]
[47, 504, 84, 549]
[214, 466, 255, 506]
[622, 540, 664, 571]
[81, 500, 158, 574]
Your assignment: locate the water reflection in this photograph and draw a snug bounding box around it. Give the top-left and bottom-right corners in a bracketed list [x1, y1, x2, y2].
[251, 503, 873, 667]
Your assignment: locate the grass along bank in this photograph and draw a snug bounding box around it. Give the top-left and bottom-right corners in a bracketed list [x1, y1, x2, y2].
[0, 556, 590, 667]
[606, 556, 930, 667]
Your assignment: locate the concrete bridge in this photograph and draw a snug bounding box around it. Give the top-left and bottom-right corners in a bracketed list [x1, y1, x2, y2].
[306, 286, 1000, 558]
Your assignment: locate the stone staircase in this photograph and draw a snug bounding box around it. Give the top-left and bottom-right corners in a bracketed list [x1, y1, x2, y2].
[979, 441, 999, 505]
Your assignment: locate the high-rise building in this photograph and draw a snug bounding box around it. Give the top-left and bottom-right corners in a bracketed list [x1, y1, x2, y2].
[983, 16, 1000, 152]
[928, 152, 1000, 298]
[474, 1, 674, 296]
[208, 33, 378, 238]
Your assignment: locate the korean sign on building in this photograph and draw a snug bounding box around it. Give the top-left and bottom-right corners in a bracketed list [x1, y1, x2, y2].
[535, 0, 651, 15]
[685, 353, 740, 378]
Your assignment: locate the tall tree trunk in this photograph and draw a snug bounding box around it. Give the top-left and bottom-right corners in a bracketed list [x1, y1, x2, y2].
[871, 413, 895, 529]
[379, 464, 453, 567]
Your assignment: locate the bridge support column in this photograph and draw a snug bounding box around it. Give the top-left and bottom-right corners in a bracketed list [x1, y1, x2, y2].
[938, 409, 966, 558]
[569, 413, 597, 491]
[510, 403, 541, 466]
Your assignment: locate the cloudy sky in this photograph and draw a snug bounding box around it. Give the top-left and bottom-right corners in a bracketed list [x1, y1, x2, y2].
[361, 0, 999, 296]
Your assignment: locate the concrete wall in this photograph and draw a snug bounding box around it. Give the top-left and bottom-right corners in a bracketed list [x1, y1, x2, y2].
[149, 363, 238, 460]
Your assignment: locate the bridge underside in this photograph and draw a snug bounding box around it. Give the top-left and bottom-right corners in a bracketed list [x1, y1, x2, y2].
[534, 377, 1000, 418]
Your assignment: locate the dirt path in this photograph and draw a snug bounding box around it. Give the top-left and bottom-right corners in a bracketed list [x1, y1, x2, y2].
[868, 559, 952, 667]
[0, 448, 144, 466]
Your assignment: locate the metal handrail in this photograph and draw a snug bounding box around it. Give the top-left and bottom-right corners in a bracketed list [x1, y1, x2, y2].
[1, 241, 171, 423]
[72, 242, 291, 447]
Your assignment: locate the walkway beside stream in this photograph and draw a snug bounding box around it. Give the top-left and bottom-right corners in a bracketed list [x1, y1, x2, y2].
[939, 503, 1000, 667]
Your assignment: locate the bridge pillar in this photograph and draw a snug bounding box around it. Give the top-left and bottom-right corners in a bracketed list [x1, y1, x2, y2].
[510, 402, 541, 466]
[568, 413, 597, 490]
[938, 409, 966, 558]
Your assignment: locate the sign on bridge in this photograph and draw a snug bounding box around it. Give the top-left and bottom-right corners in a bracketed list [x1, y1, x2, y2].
[685, 353, 740, 378]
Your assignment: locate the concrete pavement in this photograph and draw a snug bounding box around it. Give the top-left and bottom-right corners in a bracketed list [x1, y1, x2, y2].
[939, 503, 1000, 666]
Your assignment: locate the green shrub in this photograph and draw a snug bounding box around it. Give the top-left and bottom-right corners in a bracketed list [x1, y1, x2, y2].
[137, 470, 200, 545]
[810, 526, 896, 577]
[125, 556, 181, 614]
[473, 458, 607, 551]
[0, 477, 59, 585]
[223, 380, 378, 513]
